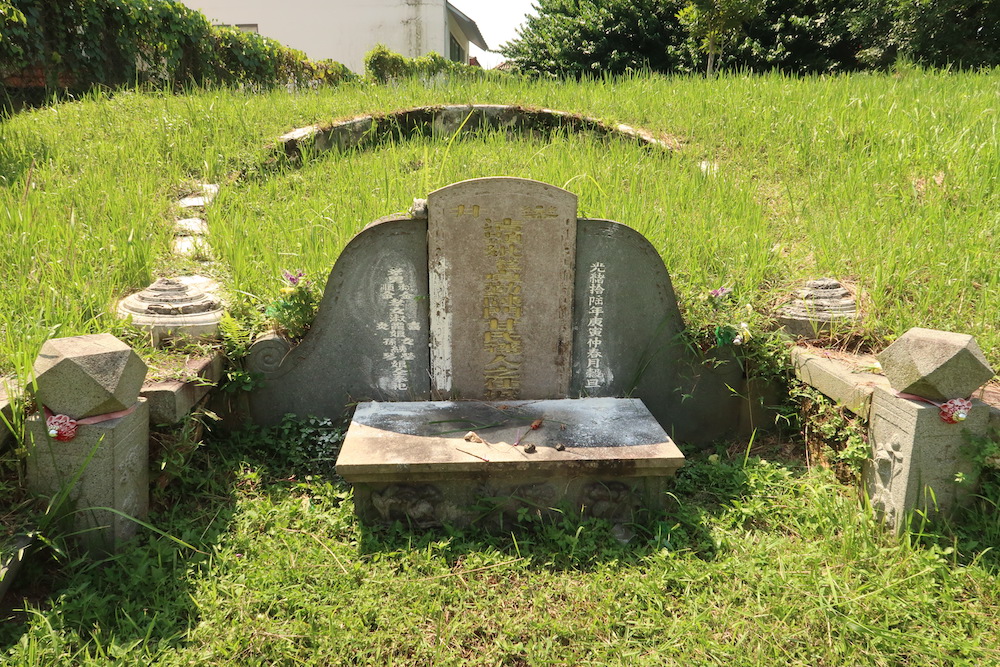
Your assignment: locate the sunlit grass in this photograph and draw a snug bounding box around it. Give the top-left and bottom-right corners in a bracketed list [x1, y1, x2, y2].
[3, 438, 998, 665]
[1, 68, 998, 381]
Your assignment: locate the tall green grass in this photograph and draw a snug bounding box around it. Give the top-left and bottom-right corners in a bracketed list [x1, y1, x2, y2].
[1, 69, 998, 382]
[3, 439, 997, 664]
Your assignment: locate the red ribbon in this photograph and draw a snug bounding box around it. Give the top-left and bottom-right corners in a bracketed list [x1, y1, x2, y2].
[894, 393, 972, 424]
[43, 404, 138, 442]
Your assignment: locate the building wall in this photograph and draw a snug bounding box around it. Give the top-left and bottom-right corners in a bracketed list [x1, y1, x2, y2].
[183, 0, 450, 74]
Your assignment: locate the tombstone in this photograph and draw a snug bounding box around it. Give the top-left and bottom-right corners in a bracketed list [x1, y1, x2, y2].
[426, 177, 576, 400]
[246, 179, 741, 444]
[245, 177, 757, 526]
[25, 334, 149, 554]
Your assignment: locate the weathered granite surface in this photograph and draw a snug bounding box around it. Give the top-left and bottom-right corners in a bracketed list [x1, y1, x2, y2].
[141, 354, 224, 424]
[246, 178, 756, 445]
[118, 277, 224, 348]
[865, 386, 985, 530]
[247, 217, 431, 423]
[277, 105, 681, 165]
[878, 327, 994, 401]
[427, 178, 577, 400]
[791, 347, 890, 419]
[25, 399, 149, 554]
[570, 218, 738, 443]
[339, 398, 684, 527]
[777, 278, 859, 338]
[33, 334, 147, 419]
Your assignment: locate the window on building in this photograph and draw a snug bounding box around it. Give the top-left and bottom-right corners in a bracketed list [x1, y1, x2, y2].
[449, 34, 464, 63]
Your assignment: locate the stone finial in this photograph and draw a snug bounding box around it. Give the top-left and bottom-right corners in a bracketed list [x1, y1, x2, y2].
[877, 327, 994, 401]
[777, 278, 858, 337]
[117, 277, 224, 347]
[33, 334, 147, 419]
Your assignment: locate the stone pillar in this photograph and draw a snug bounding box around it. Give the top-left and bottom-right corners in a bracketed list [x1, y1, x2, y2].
[24, 334, 149, 554]
[865, 328, 995, 530]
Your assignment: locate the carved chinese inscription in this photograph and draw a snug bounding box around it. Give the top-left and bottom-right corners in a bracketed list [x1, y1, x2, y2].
[376, 267, 421, 392]
[584, 262, 610, 390]
[482, 216, 525, 399]
[427, 177, 577, 400]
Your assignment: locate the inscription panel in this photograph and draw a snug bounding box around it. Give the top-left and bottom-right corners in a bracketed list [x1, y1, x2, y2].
[428, 178, 577, 400]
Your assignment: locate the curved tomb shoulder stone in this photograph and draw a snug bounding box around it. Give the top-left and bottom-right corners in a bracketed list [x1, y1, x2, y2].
[571, 219, 737, 442]
[246, 217, 431, 425]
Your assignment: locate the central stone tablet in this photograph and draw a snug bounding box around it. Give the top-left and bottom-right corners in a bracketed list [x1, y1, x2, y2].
[427, 178, 577, 400]
[338, 397, 684, 527]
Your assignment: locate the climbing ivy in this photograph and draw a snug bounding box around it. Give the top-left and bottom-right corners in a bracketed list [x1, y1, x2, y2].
[0, 0, 355, 90]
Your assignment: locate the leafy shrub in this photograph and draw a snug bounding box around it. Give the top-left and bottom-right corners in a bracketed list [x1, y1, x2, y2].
[363, 43, 490, 83]
[500, 0, 1000, 75]
[500, 0, 697, 76]
[0, 0, 356, 90]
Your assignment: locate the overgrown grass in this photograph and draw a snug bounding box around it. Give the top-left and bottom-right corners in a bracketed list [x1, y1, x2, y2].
[1, 68, 999, 382]
[2, 434, 998, 664]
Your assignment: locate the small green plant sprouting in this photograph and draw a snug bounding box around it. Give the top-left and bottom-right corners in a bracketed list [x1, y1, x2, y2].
[218, 312, 258, 360]
[265, 270, 321, 340]
[962, 427, 1000, 471]
[220, 368, 263, 394]
[684, 285, 790, 383]
[794, 383, 869, 480]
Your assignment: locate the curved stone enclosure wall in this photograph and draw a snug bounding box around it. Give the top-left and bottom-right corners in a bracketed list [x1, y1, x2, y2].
[276, 104, 681, 161]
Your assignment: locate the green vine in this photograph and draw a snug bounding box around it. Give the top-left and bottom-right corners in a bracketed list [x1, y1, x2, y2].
[363, 43, 485, 84]
[0, 0, 357, 90]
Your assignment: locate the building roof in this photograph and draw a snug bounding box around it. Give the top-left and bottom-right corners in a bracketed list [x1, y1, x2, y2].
[446, 2, 488, 51]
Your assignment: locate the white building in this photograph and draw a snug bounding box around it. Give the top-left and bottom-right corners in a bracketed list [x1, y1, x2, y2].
[182, 0, 488, 75]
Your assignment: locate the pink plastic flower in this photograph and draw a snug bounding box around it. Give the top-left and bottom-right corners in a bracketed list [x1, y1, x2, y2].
[939, 398, 972, 424]
[46, 413, 78, 441]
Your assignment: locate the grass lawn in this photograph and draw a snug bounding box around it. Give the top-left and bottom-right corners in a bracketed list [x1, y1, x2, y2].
[1, 68, 999, 379]
[2, 69, 1000, 664]
[2, 430, 999, 665]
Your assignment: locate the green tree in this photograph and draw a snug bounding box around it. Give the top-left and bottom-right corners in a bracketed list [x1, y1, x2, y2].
[0, 1, 26, 45]
[890, 0, 1000, 68]
[500, 0, 694, 76]
[677, 0, 764, 75]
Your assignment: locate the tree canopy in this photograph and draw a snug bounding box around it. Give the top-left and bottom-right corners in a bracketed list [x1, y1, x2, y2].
[500, 0, 695, 76]
[501, 0, 1000, 75]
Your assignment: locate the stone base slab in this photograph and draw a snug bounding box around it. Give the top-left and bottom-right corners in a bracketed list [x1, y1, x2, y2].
[338, 397, 684, 528]
[791, 347, 890, 419]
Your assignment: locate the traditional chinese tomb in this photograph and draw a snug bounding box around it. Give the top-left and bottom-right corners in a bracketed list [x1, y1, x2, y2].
[244, 177, 692, 526]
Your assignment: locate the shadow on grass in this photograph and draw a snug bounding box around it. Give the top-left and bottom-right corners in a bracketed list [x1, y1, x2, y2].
[915, 469, 1000, 572]
[0, 443, 241, 654]
[353, 448, 758, 573]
